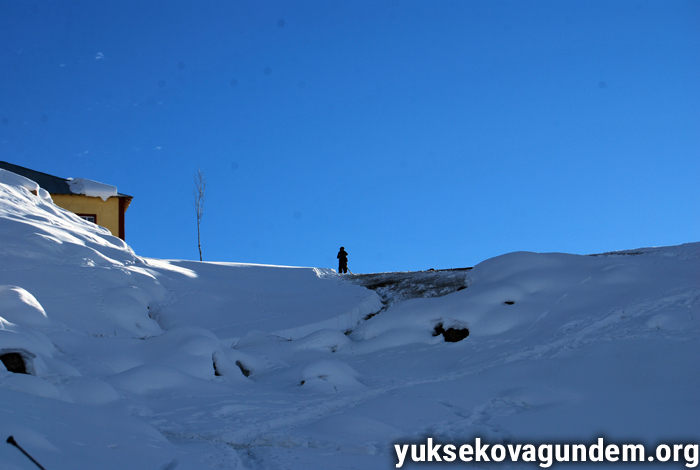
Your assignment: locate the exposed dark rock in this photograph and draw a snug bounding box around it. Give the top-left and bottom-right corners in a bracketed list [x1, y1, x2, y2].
[1, 352, 28, 374]
[236, 360, 251, 377]
[504, 300, 515, 305]
[213, 361, 221, 376]
[433, 323, 469, 343]
[589, 250, 646, 257]
[348, 267, 472, 307]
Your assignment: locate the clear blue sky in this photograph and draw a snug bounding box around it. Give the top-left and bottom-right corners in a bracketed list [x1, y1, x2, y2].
[1, 1, 698, 273]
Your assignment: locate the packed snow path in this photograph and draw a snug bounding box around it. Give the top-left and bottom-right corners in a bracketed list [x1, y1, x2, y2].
[0, 180, 698, 470]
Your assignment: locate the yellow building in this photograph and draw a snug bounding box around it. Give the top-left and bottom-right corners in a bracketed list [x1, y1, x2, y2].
[0, 161, 133, 240]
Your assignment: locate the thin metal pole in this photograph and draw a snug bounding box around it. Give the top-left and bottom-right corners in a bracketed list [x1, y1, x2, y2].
[7, 435, 48, 470]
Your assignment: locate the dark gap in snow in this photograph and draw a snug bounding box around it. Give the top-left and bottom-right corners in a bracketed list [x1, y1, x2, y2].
[235, 360, 251, 377]
[503, 300, 515, 305]
[0, 352, 28, 374]
[213, 358, 221, 376]
[433, 323, 469, 343]
[363, 310, 382, 321]
[147, 305, 163, 327]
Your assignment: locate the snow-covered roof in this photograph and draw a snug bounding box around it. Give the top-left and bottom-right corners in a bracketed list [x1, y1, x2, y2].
[66, 177, 117, 201]
[0, 161, 132, 202]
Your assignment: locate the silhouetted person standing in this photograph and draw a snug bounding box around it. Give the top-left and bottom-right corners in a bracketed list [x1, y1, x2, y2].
[337, 246, 348, 274]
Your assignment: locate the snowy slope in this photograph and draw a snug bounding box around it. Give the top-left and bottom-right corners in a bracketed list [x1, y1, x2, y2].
[0, 177, 698, 470]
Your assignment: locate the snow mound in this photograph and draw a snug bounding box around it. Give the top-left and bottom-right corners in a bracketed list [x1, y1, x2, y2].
[291, 329, 351, 353]
[301, 360, 365, 393]
[0, 285, 49, 327]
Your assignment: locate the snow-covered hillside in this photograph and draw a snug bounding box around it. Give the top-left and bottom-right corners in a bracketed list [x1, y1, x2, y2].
[0, 178, 698, 470]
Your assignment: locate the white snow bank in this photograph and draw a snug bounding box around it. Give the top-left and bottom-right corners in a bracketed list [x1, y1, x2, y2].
[0, 169, 52, 201]
[0, 179, 133, 257]
[148, 260, 383, 341]
[67, 177, 118, 201]
[0, 169, 39, 192]
[0, 182, 171, 337]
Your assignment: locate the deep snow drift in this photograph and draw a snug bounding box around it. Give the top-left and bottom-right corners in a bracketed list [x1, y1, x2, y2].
[0, 178, 698, 469]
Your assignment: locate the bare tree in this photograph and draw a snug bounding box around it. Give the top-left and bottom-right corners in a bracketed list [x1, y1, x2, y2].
[194, 167, 206, 261]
